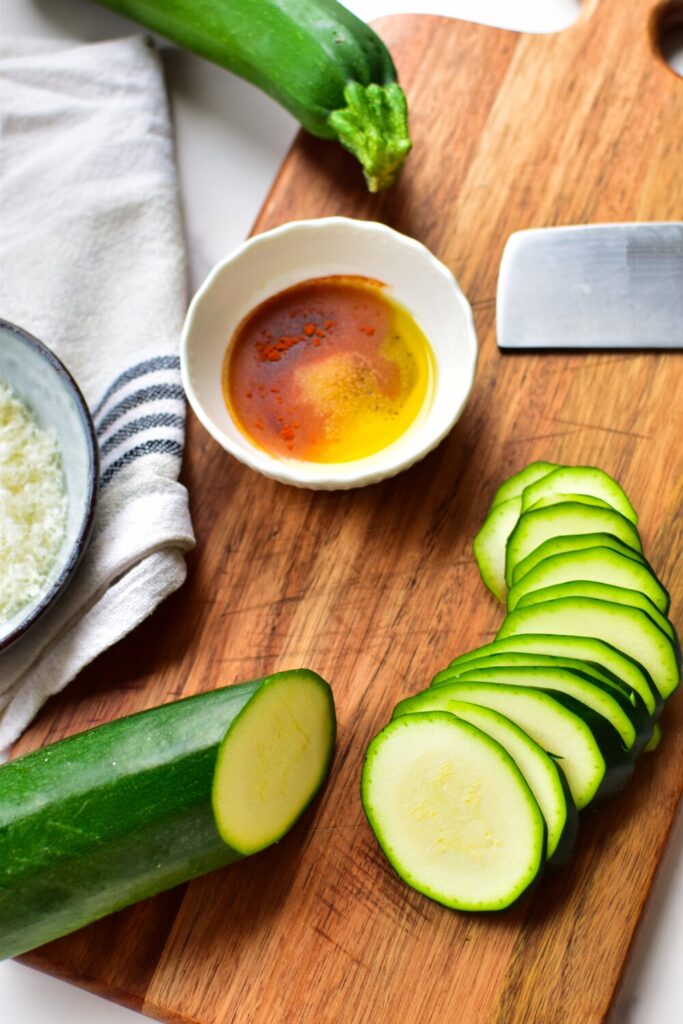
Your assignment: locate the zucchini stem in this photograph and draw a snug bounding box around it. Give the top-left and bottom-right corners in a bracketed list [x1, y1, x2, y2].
[328, 82, 412, 193]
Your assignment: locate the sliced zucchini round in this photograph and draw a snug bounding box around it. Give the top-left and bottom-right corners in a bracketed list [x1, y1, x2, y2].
[448, 665, 644, 753]
[507, 546, 670, 613]
[520, 466, 638, 523]
[435, 651, 628, 693]
[393, 682, 625, 809]
[515, 581, 676, 643]
[498, 598, 680, 701]
[491, 461, 559, 509]
[505, 504, 643, 587]
[645, 722, 662, 752]
[475, 494, 610, 603]
[435, 701, 578, 866]
[511, 532, 647, 586]
[473, 497, 522, 602]
[526, 493, 613, 512]
[446, 634, 661, 717]
[432, 652, 654, 755]
[361, 711, 546, 910]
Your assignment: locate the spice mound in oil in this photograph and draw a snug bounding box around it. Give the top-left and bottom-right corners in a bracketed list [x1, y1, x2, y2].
[223, 275, 435, 463]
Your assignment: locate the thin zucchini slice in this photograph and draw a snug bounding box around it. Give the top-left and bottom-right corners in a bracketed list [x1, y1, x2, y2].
[476, 494, 618, 603]
[491, 461, 559, 509]
[435, 651, 631, 695]
[511, 532, 647, 586]
[393, 682, 629, 809]
[449, 666, 641, 752]
[527, 493, 613, 512]
[432, 653, 654, 755]
[397, 684, 634, 811]
[0, 670, 336, 960]
[521, 466, 638, 523]
[431, 701, 577, 865]
[505, 503, 643, 587]
[507, 547, 670, 613]
[361, 711, 546, 910]
[446, 634, 661, 717]
[473, 497, 522, 601]
[516, 581, 676, 643]
[645, 723, 662, 752]
[498, 598, 680, 700]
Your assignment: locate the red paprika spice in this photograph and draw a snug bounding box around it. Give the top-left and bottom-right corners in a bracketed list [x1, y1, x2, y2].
[223, 275, 433, 463]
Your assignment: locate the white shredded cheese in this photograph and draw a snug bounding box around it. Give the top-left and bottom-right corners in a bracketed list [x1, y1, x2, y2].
[0, 377, 68, 623]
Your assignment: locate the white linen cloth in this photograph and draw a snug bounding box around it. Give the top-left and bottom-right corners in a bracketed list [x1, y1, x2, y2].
[0, 36, 195, 747]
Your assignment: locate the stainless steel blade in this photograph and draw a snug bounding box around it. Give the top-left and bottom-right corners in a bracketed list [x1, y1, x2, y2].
[496, 223, 683, 350]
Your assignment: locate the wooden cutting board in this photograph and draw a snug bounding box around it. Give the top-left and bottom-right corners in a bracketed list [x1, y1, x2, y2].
[14, 2, 683, 1021]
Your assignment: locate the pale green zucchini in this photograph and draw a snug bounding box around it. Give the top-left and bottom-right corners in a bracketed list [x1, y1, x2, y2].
[498, 598, 680, 700]
[434, 650, 631, 695]
[645, 722, 663, 751]
[526, 493, 613, 512]
[445, 634, 662, 717]
[520, 466, 638, 523]
[505, 503, 643, 587]
[510, 532, 647, 586]
[473, 496, 522, 601]
[506, 546, 670, 614]
[423, 700, 578, 866]
[392, 682, 633, 808]
[361, 711, 546, 910]
[515, 581, 676, 643]
[490, 461, 559, 508]
[0, 669, 336, 960]
[433, 657, 653, 755]
[449, 665, 646, 753]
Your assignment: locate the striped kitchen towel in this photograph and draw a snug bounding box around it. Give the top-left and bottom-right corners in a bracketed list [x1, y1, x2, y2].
[0, 36, 195, 747]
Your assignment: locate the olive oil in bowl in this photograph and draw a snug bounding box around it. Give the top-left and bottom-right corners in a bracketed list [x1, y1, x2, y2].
[224, 275, 436, 463]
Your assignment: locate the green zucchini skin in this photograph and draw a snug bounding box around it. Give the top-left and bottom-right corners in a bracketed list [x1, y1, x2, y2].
[445, 634, 663, 718]
[94, 0, 411, 191]
[498, 598, 680, 700]
[434, 660, 654, 756]
[490, 461, 558, 509]
[506, 546, 670, 614]
[0, 672, 335, 960]
[361, 711, 547, 911]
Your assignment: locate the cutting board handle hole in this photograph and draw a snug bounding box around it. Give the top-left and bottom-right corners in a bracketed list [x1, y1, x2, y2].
[654, 2, 683, 75]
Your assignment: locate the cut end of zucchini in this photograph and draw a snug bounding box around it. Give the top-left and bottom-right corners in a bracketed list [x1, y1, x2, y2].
[328, 81, 412, 192]
[361, 712, 545, 911]
[212, 670, 335, 856]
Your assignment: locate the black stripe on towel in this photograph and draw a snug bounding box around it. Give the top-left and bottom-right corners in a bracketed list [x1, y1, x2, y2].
[96, 384, 185, 436]
[100, 412, 185, 458]
[100, 438, 184, 487]
[93, 356, 181, 418]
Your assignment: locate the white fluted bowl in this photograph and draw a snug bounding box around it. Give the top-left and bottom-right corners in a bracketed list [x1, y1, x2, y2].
[181, 217, 477, 489]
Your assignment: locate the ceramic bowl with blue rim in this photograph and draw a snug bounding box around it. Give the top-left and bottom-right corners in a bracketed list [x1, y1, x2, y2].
[0, 320, 99, 653]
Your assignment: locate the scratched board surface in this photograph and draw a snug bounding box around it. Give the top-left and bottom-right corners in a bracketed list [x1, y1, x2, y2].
[14, 2, 683, 1022]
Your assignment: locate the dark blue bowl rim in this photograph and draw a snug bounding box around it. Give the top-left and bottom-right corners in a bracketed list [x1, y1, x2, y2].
[0, 319, 100, 653]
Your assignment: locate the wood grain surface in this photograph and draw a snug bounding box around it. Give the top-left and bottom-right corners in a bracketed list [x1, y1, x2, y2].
[13, 2, 683, 1022]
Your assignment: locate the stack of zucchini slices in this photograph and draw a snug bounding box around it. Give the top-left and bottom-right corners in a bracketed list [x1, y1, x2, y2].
[361, 462, 680, 912]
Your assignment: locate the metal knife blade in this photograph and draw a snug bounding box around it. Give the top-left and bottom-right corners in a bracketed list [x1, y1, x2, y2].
[496, 222, 683, 350]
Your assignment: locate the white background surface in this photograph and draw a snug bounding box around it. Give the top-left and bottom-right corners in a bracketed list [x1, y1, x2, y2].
[1, 1, 682, 1022]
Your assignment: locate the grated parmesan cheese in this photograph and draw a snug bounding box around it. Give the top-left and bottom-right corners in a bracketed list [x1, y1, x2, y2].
[0, 377, 68, 623]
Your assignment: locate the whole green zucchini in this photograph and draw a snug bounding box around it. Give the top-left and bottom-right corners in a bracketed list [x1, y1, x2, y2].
[0, 668, 335, 960]
[94, 0, 412, 191]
